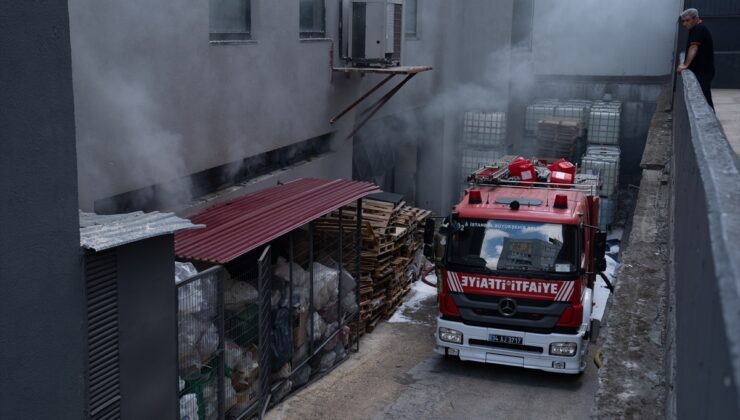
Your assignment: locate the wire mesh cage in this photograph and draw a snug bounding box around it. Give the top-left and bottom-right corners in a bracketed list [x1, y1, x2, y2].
[462, 111, 507, 148]
[176, 265, 226, 420]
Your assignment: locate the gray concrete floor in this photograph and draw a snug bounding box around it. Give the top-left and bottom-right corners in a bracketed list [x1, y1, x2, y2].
[713, 89, 740, 155]
[267, 290, 598, 420]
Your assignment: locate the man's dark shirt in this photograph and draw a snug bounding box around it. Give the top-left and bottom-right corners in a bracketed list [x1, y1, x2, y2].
[687, 22, 715, 75]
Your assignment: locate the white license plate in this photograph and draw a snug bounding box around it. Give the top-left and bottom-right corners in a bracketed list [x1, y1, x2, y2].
[489, 334, 523, 345]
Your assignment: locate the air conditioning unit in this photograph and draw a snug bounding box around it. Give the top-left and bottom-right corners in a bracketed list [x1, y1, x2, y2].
[342, 0, 403, 67]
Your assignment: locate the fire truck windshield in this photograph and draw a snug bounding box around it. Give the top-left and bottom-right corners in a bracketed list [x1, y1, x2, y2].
[447, 219, 580, 276]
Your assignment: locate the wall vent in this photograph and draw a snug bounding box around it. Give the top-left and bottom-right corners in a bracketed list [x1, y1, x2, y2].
[85, 251, 121, 419]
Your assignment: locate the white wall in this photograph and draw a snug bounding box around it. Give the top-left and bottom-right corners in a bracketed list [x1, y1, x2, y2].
[532, 0, 682, 76]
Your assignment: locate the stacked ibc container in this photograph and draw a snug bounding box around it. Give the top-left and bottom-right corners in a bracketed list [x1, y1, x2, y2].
[584, 99, 622, 231]
[526, 99, 592, 162]
[460, 111, 506, 195]
[525, 99, 559, 135]
[581, 145, 620, 231]
[587, 101, 621, 145]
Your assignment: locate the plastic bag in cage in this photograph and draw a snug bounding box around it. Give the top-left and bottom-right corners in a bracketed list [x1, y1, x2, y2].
[271, 307, 293, 370]
[271, 288, 283, 309]
[224, 279, 258, 312]
[319, 296, 338, 324]
[201, 384, 218, 420]
[318, 256, 356, 295]
[178, 315, 210, 372]
[225, 381, 238, 411]
[175, 262, 198, 284]
[339, 270, 356, 296]
[311, 263, 339, 310]
[292, 342, 308, 366]
[307, 312, 327, 342]
[318, 351, 336, 372]
[272, 379, 293, 403]
[324, 334, 338, 353]
[273, 257, 308, 288]
[179, 394, 198, 420]
[340, 292, 358, 316]
[335, 341, 347, 362]
[271, 362, 292, 382]
[325, 321, 338, 337]
[292, 365, 311, 388]
[225, 340, 249, 372]
[197, 322, 219, 362]
[339, 325, 351, 347]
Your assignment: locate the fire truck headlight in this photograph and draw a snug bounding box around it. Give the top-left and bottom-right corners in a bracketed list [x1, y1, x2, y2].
[439, 327, 463, 344]
[549, 342, 577, 356]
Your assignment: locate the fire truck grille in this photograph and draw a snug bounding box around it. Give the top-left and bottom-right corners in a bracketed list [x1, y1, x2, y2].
[468, 339, 544, 354]
[452, 293, 569, 331]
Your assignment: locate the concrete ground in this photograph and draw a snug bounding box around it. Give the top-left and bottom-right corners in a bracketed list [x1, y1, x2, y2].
[267, 288, 599, 420]
[713, 89, 740, 155]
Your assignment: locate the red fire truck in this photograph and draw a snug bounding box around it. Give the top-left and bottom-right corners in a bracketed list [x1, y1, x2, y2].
[423, 156, 607, 374]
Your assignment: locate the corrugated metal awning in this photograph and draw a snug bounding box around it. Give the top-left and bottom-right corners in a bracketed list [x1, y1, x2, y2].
[175, 178, 381, 264]
[80, 211, 204, 252]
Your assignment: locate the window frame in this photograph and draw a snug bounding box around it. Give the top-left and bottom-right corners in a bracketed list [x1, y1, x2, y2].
[404, 0, 419, 39]
[299, 0, 327, 39]
[209, 0, 253, 43]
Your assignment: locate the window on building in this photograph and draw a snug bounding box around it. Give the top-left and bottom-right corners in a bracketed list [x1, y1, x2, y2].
[210, 0, 251, 41]
[405, 0, 418, 38]
[300, 0, 326, 38]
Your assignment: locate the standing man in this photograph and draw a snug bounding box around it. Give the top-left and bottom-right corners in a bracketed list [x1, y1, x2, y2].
[677, 8, 715, 109]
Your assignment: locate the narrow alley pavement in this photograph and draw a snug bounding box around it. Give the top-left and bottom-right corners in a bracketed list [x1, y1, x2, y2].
[267, 283, 599, 420]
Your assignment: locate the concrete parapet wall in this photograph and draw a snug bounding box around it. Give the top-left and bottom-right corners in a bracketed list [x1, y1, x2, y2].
[593, 85, 672, 419]
[671, 71, 740, 418]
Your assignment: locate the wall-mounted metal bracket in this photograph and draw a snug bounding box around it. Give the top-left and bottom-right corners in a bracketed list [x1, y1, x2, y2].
[330, 66, 432, 138]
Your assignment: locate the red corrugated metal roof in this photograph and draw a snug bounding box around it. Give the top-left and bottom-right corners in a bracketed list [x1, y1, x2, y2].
[175, 178, 380, 264]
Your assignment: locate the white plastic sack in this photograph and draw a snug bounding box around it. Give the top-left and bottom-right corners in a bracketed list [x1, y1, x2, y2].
[179, 394, 198, 420]
[312, 263, 338, 310]
[273, 257, 307, 288]
[178, 315, 210, 369]
[198, 323, 219, 362]
[225, 340, 249, 372]
[307, 312, 327, 342]
[224, 280, 258, 312]
[339, 270, 356, 296]
[175, 262, 198, 284]
[341, 292, 358, 316]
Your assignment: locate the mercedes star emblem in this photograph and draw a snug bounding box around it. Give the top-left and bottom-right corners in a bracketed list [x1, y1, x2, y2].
[498, 298, 517, 317]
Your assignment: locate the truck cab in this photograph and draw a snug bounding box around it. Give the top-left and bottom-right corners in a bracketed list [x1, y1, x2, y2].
[426, 157, 607, 374]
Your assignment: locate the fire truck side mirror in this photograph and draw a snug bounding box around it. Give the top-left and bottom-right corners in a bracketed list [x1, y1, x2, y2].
[423, 218, 436, 260]
[593, 231, 607, 272]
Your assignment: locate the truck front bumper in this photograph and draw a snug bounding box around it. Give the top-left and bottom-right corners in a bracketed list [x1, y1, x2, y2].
[434, 317, 588, 374]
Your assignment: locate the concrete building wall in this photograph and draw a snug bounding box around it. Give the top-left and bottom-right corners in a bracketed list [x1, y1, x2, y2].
[0, 2, 86, 418]
[69, 0, 359, 210]
[532, 0, 682, 76]
[672, 70, 740, 419]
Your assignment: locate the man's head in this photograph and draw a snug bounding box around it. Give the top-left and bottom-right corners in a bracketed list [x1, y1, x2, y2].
[680, 8, 700, 30]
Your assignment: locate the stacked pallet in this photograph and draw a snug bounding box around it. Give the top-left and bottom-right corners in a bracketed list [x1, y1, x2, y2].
[314, 197, 431, 335]
[536, 118, 582, 160]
